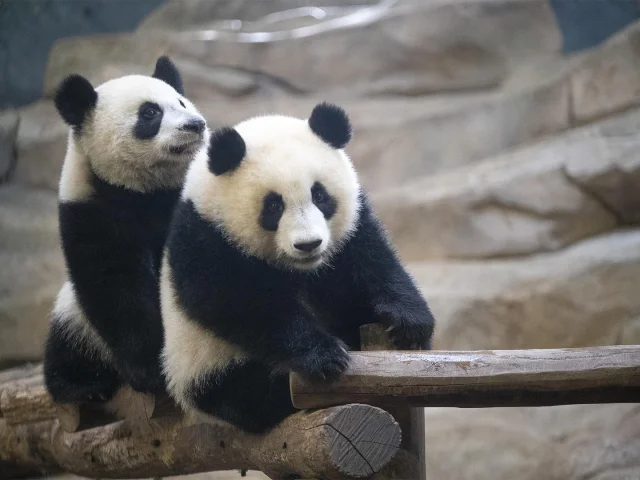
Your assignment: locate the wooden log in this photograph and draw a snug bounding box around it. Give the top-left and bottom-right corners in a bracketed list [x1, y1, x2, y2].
[1, 385, 58, 426]
[0, 363, 42, 388]
[54, 386, 158, 433]
[0, 419, 62, 479]
[290, 345, 640, 409]
[0, 373, 181, 432]
[0, 364, 44, 419]
[359, 324, 426, 480]
[1, 404, 401, 480]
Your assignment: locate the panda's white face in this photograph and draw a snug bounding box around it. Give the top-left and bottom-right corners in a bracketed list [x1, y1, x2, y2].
[185, 113, 361, 271]
[74, 75, 207, 192]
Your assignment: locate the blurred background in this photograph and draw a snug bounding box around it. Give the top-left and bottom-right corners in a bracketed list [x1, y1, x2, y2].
[1, 0, 640, 479]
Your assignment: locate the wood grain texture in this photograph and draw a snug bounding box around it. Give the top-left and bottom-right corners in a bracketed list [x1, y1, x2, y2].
[0, 373, 181, 433]
[291, 345, 640, 409]
[0, 363, 42, 388]
[1, 385, 58, 426]
[0, 364, 44, 419]
[0, 419, 62, 479]
[0, 404, 400, 480]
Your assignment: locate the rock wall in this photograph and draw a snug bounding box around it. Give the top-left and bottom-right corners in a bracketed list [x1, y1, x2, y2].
[2, 1, 640, 479]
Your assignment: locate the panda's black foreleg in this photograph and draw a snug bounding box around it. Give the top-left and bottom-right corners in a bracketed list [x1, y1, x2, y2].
[338, 198, 436, 350]
[43, 320, 122, 404]
[188, 360, 295, 434]
[58, 204, 166, 395]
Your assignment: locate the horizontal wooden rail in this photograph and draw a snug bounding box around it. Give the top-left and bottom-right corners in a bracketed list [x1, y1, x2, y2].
[290, 346, 640, 409]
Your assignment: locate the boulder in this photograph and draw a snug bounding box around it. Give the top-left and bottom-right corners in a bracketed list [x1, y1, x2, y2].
[373, 108, 640, 261]
[44, 0, 562, 99]
[13, 100, 67, 191]
[410, 228, 640, 351]
[569, 20, 640, 124]
[565, 112, 640, 224]
[0, 109, 19, 184]
[423, 404, 640, 480]
[43, 33, 171, 98]
[0, 185, 64, 367]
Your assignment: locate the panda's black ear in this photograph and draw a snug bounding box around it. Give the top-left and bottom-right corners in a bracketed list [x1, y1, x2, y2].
[308, 102, 352, 149]
[208, 127, 246, 175]
[152, 56, 184, 95]
[54, 74, 98, 129]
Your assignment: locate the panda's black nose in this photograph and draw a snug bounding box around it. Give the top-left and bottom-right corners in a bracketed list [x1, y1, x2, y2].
[294, 240, 322, 253]
[182, 119, 205, 134]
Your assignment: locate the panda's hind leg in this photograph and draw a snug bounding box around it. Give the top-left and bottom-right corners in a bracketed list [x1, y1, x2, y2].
[44, 318, 122, 404]
[188, 360, 296, 434]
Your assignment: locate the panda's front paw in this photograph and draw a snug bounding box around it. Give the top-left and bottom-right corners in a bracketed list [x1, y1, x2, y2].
[375, 302, 435, 350]
[290, 337, 351, 383]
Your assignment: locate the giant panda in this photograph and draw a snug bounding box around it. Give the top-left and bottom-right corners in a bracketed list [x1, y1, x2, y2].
[161, 102, 435, 433]
[43, 56, 209, 405]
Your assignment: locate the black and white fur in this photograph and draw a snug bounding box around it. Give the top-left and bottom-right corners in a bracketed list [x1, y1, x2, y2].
[43, 57, 209, 405]
[161, 103, 435, 433]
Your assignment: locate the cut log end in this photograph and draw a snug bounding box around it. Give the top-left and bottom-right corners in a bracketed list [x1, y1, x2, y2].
[323, 404, 402, 478]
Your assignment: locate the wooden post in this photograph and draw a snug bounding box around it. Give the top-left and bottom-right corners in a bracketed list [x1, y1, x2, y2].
[290, 345, 640, 409]
[359, 324, 426, 480]
[1, 403, 401, 479]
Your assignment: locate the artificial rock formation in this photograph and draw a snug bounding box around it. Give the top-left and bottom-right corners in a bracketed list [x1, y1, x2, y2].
[0, 185, 64, 368]
[373, 107, 640, 261]
[1, 4, 640, 480]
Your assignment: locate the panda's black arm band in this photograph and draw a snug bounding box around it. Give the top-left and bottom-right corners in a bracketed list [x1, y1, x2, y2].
[333, 197, 435, 345]
[69, 257, 165, 388]
[58, 204, 165, 388]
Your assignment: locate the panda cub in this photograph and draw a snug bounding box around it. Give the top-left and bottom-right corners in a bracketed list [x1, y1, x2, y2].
[161, 102, 435, 433]
[44, 56, 208, 405]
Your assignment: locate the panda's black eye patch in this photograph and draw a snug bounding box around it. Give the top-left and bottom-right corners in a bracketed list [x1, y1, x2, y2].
[311, 182, 336, 220]
[135, 102, 164, 139]
[260, 192, 284, 231]
[179, 99, 186, 108]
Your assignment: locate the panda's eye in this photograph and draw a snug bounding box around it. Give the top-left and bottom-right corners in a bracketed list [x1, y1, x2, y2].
[313, 189, 326, 204]
[142, 107, 159, 119]
[268, 200, 283, 214]
[179, 99, 186, 108]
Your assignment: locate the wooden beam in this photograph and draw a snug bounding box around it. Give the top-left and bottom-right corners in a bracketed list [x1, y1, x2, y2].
[1, 403, 401, 480]
[291, 345, 640, 409]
